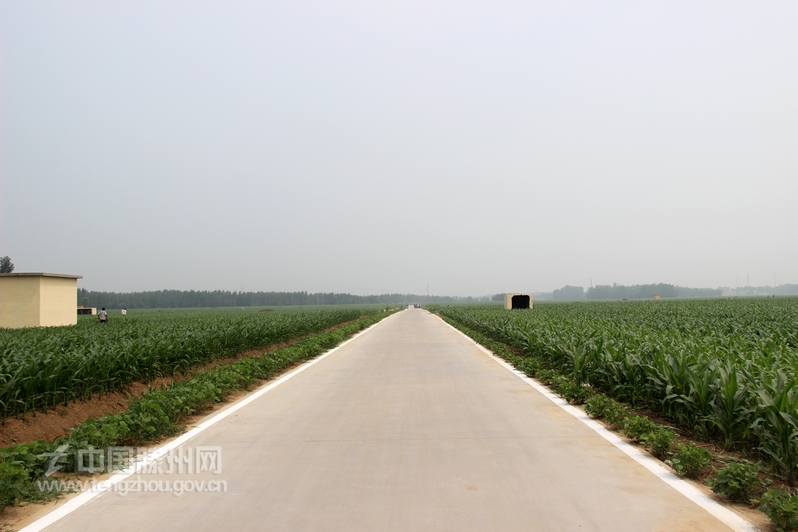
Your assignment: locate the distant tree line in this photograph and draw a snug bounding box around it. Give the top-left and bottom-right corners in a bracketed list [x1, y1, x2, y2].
[77, 289, 490, 309]
[676, 286, 725, 298]
[722, 284, 798, 297]
[581, 284, 798, 300]
[553, 285, 585, 300]
[547, 284, 725, 301]
[586, 283, 679, 300]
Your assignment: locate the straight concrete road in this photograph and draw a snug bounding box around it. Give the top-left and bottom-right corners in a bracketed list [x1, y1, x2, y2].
[40, 309, 742, 531]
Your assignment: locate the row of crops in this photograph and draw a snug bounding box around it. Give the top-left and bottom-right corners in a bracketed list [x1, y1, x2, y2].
[433, 298, 798, 482]
[0, 308, 377, 421]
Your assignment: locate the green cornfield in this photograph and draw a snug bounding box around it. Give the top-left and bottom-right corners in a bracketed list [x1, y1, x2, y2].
[435, 298, 798, 482]
[0, 308, 376, 421]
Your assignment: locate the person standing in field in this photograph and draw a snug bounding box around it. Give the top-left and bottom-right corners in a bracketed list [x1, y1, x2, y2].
[98, 308, 108, 323]
[121, 308, 127, 316]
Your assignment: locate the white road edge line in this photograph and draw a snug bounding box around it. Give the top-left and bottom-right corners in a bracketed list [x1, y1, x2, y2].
[435, 314, 760, 532]
[20, 312, 399, 532]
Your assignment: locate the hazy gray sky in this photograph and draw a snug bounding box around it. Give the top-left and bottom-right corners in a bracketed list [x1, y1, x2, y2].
[2, 1, 796, 295]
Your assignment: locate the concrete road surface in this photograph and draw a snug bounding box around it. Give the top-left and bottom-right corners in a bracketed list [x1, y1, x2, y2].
[36, 309, 747, 531]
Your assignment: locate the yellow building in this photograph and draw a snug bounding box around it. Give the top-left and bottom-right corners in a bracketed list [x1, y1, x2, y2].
[504, 293, 534, 310]
[0, 273, 83, 328]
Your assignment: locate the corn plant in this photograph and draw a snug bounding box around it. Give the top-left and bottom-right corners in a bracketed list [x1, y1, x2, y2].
[708, 362, 752, 449]
[752, 372, 798, 484]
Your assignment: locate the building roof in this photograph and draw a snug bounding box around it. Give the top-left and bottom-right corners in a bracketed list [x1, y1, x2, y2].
[0, 272, 83, 279]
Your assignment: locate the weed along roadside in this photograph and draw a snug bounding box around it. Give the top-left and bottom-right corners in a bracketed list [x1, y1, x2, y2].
[429, 301, 798, 531]
[0, 310, 396, 515]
